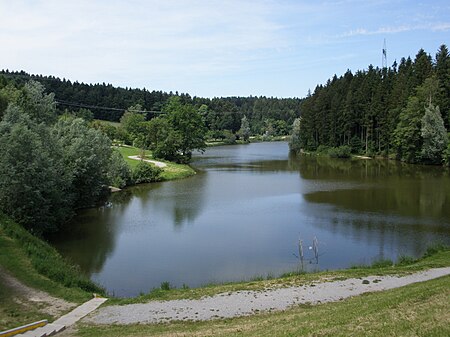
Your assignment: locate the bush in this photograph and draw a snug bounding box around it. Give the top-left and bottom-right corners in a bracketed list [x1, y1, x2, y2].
[316, 145, 330, 154]
[423, 242, 447, 258]
[221, 130, 236, 145]
[107, 150, 132, 188]
[328, 145, 351, 158]
[397, 255, 416, 266]
[160, 281, 172, 290]
[132, 161, 162, 184]
[371, 258, 393, 268]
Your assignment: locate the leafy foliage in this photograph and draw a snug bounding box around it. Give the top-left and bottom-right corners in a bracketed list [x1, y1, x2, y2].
[107, 150, 133, 188]
[0, 81, 120, 234]
[52, 117, 112, 208]
[132, 161, 162, 184]
[239, 115, 251, 142]
[0, 107, 70, 234]
[289, 118, 302, 153]
[164, 97, 207, 162]
[421, 104, 448, 164]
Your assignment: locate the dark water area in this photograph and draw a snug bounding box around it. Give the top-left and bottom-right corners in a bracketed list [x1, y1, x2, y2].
[51, 142, 450, 297]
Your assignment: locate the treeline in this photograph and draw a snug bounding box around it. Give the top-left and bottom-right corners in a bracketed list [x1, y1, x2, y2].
[290, 44, 450, 165]
[0, 81, 161, 235]
[0, 70, 301, 137]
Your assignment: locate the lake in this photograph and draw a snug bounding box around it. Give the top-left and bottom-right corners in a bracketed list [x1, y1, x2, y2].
[51, 142, 450, 297]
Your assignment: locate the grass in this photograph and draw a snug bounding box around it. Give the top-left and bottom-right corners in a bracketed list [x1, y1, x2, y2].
[104, 248, 450, 306]
[0, 214, 99, 330]
[0, 279, 53, 332]
[114, 145, 196, 180]
[74, 249, 450, 337]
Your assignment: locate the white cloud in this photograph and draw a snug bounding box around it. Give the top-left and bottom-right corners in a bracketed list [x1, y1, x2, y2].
[0, 0, 289, 84]
[1, 0, 449, 97]
[338, 22, 450, 38]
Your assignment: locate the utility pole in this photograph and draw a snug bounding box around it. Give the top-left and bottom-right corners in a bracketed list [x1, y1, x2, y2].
[382, 39, 387, 69]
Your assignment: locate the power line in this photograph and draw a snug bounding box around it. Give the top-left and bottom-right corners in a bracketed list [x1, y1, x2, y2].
[55, 100, 165, 114]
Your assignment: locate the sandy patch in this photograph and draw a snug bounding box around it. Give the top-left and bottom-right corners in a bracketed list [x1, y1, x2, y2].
[0, 266, 76, 316]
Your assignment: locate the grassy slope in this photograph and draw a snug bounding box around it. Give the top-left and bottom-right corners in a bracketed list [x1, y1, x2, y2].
[0, 214, 99, 330]
[115, 146, 196, 180]
[76, 249, 450, 337]
[77, 275, 450, 337]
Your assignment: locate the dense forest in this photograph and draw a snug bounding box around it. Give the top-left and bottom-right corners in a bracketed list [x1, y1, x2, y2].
[290, 44, 450, 165]
[0, 70, 302, 137]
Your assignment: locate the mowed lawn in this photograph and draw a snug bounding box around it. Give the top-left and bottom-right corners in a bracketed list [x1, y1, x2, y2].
[114, 145, 196, 180]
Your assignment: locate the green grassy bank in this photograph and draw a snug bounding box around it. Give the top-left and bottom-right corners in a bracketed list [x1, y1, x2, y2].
[76, 274, 450, 337]
[76, 248, 450, 337]
[115, 145, 196, 181]
[0, 214, 101, 330]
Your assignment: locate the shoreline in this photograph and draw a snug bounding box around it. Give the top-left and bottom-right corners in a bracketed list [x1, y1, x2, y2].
[88, 267, 450, 324]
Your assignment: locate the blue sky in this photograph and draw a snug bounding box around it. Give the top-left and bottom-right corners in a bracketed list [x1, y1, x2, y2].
[0, 0, 449, 98]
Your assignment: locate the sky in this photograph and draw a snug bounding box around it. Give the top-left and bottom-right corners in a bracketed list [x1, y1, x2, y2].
[0, 0, 449, 98]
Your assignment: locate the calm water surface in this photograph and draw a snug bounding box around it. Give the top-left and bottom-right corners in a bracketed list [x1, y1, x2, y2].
[52, 142, 450, 297]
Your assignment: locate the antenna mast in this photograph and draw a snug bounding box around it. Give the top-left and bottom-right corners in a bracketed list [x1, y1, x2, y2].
[382, 38, 387, 68]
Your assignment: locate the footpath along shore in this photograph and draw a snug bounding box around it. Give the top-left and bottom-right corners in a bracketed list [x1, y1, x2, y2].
[86, 267, 450, 324]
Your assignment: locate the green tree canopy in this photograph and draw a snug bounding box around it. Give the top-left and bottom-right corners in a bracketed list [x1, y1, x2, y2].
[52, 117, 112, 208]
[164, 97, 207, 162]
[120, 104, 146, 141]
[0, 106, 70, 234]
[421, 104, 448, 164]
[289, 118, 302, 153]
[18, 80, 57, 124]
[239, 115, 251, 142]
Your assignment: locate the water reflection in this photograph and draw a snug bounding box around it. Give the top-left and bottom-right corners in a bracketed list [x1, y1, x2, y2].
[296, 155, 450, 222]
[52, 142, 450, 297]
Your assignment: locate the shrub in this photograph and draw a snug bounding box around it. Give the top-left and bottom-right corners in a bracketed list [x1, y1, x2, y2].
[160, 281, 171, 290]
[397, 255, 416, 266]
[107, 150, 132, 188]
[371, 258, 393, 268]
[328, 145, 351, 158]
[132, 161, 163, 184]
[316, 145, 330, 154]
[423, 242, 447, 258]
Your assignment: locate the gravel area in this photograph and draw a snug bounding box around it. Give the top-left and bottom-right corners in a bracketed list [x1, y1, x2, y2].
[87, 267, 450, 324]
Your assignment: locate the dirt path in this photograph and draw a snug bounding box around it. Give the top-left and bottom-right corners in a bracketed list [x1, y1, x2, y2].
[0, 266, 76, 316]
[87, 267, 450, 325]
[127, 155, 167, 168]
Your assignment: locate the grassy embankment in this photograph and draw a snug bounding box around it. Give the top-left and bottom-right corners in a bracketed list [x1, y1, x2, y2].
[0, 213, 101, 331]
[74, 246, 450, 337]
[115, 146, 195, 181]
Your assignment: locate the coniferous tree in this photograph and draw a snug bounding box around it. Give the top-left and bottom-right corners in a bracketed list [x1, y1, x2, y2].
[435, 45, 450, 128]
